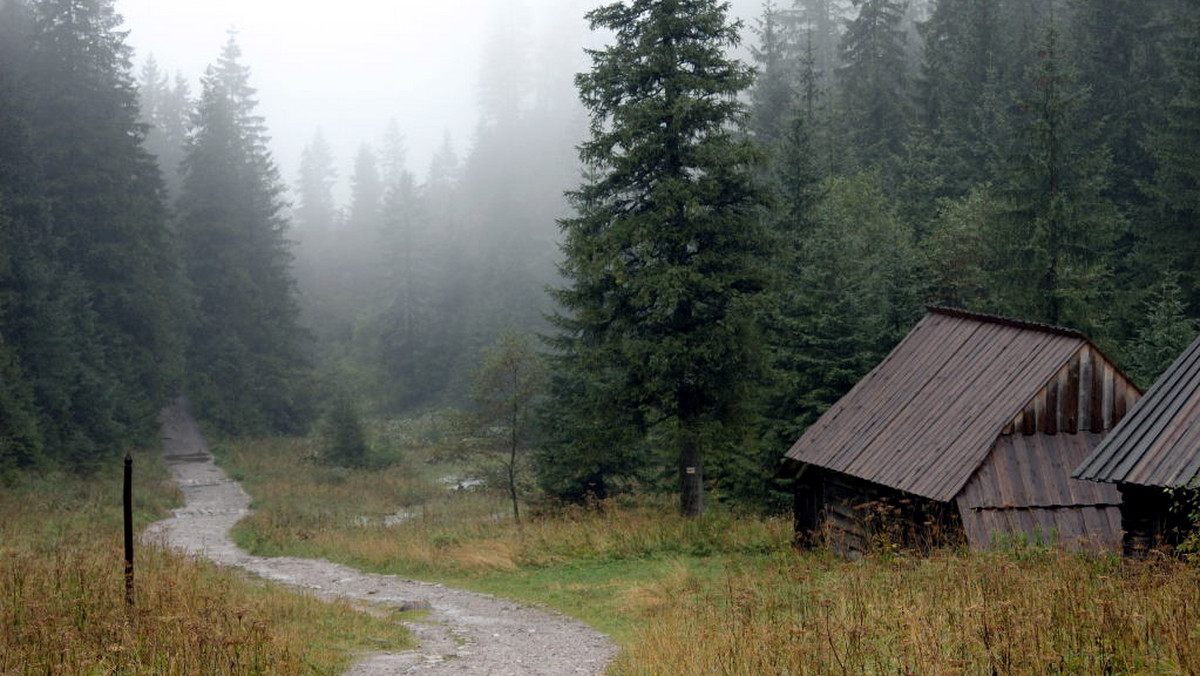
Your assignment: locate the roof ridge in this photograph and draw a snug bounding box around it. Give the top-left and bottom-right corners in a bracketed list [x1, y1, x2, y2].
[926, 306, 1089, 341]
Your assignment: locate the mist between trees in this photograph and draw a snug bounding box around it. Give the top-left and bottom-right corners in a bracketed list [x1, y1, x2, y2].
[2, 0, 1199, 516]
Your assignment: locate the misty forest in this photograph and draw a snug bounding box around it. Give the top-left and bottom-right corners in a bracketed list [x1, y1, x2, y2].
[4, 0, 1198, 504]
[3, 0, 1200, 670]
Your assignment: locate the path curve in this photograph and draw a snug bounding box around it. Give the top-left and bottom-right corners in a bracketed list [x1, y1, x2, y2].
[144, 401, 617, 675]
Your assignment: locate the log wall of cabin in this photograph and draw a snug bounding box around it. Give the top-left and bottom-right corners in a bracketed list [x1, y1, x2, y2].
[1001, 345, 1141, 436]
[806, 469, 964, 558]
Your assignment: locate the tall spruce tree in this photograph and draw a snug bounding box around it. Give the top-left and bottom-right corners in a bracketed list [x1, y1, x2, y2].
[749, 2, 799, 149]
[547, 0, 769, 516]
[13, 0, 185, 466]
[837, 0, 913, 173]
[176, 33, 311, 434]
[294, 128, 338, 235]
[137, 56, 192, 201]
[989, 21, 1122, 333]
[1148, 6, 1200, 310]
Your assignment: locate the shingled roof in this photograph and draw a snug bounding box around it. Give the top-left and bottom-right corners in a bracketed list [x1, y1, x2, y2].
[785, 307, 1097, 502]
[1075, 332, 1200, 488]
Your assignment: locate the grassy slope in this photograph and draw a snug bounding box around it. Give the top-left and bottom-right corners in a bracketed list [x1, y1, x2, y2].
[221, 434, 1200, 674]
[0, 446, 412, 674]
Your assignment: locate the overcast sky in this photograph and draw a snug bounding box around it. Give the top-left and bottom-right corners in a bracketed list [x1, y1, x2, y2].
[117, 0, 763, 206]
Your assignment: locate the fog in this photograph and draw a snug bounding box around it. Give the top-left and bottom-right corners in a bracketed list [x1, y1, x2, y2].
[112, 0, 769, 412]
[119, 0, 763, 203]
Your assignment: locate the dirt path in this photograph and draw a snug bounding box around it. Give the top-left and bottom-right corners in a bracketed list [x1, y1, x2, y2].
[144, 401, 617, 675]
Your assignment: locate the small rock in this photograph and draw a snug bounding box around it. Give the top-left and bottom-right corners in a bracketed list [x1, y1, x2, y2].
[399, 600, 432, 612]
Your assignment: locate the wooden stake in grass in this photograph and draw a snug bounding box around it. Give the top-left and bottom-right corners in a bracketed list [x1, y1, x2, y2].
[124, 451, 134, 607]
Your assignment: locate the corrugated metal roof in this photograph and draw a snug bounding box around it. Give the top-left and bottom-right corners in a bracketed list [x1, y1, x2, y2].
[784, 307, 1088, 502]
[1074, 332, 1200, 488]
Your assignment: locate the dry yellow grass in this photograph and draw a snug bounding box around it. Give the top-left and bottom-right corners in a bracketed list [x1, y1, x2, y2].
[0, 448, 412, 674]
[612, 550, 1200, 675]
[218, 434, 1200, 675]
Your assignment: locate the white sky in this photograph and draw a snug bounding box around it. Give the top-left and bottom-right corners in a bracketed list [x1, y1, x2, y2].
[115, 0, 762, 205]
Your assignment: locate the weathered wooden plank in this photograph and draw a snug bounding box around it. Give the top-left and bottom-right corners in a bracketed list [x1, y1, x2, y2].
[1078, 347, 1093, 431]
[1045, 370, 1059, 435]
[1065, 352, 1080, 433]
[1101, 362, 1114, 430]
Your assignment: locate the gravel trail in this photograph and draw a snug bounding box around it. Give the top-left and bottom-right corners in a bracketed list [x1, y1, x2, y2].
[144, 400, 617, 675]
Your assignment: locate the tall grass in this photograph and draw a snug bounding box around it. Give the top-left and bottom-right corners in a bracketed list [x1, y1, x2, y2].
[222, 436, 786, 576]
[0, 447, 411, 674]
[220, 434, 1200, 674]
[612, 550, 1200, 675]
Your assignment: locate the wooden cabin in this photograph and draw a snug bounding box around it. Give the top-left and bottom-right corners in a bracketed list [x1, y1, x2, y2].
[784, 307, 1141, 557]
[1074, 333, 1200, 554]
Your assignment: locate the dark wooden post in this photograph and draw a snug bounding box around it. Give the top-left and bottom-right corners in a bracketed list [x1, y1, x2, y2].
[123, 452, 134, 607]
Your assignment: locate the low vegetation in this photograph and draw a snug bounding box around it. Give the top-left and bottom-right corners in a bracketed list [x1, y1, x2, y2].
[219, 431, 1200, 674]
[0, 447, 411, 674]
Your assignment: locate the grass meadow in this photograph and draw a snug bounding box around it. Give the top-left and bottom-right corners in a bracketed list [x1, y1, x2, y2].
[0, 446, 412, 675]
[218, 429, 1200, 675]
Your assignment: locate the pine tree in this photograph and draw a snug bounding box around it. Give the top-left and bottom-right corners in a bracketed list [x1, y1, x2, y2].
[547, 0, 770, 516]
[1126, 275, 1199, 388]
[294, 128, 338, 235]
[374, 126, 439, 409]
[21, 0, 184, 454]
[1148, 6, 1200, 309]
[837, 0, 913, 173]
[990, 21, 1123, 332]
[916, 0, 1007, 195]
[749, 2, 798, 149]
[177, 33, 312, 434]
[1068, 0, 1175, 208]
[137, 55, 192, 201]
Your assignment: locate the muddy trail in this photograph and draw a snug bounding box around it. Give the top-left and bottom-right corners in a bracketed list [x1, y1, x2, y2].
[144, 401, 617, 675]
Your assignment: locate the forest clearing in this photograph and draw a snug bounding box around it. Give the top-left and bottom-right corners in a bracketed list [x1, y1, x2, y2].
[215, 411, 1200, 675]
[4, 404, 1198, 674]
[5, 0, 1200, 672]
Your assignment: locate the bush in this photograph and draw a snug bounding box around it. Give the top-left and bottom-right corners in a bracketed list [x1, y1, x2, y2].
[321, 395, 368, 467]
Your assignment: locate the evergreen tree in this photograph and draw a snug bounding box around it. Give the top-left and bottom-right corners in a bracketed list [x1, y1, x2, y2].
[20, 0, 184, 456]
[989, 21, 1122, 332]
[749, 2, 798, 148]
[915, 0, 1007, 195]
[792, 0, 845, 87]
[176, 33, 311, 434]
[137, 56, 192, 201]
[321, 391, 368, 467]
[781, 170, 918, 434]
[373, 127, 440, 409]
[837, 0, 913, 173]
[1068, 0, 1175, 208]
[1148, 7, 1200, 310]
[547, 0, 770, 516]
[346, 145, 384, 235]
[1126, 276, 1199, 388]
[294, 128, 338, 235]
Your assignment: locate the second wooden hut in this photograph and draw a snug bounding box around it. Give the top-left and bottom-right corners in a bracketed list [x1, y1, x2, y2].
[784, 307, 1141, 556]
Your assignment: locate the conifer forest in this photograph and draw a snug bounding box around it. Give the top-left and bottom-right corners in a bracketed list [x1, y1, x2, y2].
[2, 0, 1200, 516]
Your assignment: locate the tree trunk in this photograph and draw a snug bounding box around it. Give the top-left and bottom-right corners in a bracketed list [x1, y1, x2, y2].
[679, 431, 705, 517]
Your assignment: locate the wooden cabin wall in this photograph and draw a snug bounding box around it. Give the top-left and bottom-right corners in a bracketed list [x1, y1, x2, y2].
[1002, 345, 1141, 436]
[804, 469, 964, 558]
[793, 467, 824, 547]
